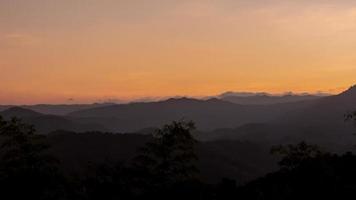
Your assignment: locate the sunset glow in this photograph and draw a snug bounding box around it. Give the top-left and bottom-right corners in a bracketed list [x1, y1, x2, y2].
[1, 0, 356, 104]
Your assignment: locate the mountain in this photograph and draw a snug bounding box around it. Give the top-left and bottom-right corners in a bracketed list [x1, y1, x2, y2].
[0, 107, 106, 134]
[67, 97, 316, 132]
[0, 107, 43, 119]
[278, 85, 356, 142]
[47, 130, 276, 183]
[200, 86, 356, 151]
[194, 123, 276, 142]
[219, 92, 326, 105]
[0, 105, 12, 112]
[220, 92, 270, 97]
[21, 103, 117, 115]
[0, 103, 117, 116]
[2, 86, 354, 146]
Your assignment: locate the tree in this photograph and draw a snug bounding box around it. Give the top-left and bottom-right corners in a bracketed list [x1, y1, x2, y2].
[271, 141, 324, 170]
[133, 120, 199, 190]
[83, 161, 135, 200]
[0, 117, 65, 199]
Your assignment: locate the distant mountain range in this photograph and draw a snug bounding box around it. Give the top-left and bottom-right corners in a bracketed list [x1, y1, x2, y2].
[198, 85, 356, 150]
[0, 107, 106, 134]
[48, 131, 275, 183]
[66, 97, 315, 132]
[0, 97, 312, 133]
[1, 85, 355, 149]
[0, 92, 330, 115]
[218, 91, 329, 105]
[1, 87, 354, 186]
[0, 103, 115, 115]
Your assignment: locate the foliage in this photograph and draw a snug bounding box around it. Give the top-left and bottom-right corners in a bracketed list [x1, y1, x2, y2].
[238, 152, 356, 200]
[133, 120, 199, 190]
[0, 117, 65, 199]
[271, 141, 324, 170]
[3, 117, 356, 200]
[82, 162, 135, 200]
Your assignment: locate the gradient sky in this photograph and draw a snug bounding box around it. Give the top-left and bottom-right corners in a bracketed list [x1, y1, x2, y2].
[1, 0, 356, 104]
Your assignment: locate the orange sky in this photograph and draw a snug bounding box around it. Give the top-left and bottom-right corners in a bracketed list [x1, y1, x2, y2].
[1, 0, 356, 104]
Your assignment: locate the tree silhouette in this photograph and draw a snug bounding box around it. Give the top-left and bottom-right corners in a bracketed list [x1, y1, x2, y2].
[0, 117, 65, 199]
[133, 120, 199, 191]
[82, 161, 135, 200]
[271, 141, 324, 170]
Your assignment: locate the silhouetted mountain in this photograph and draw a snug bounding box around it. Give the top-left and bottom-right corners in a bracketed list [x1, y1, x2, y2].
[219, 92, 326, 105]
[277, 85, 356, 143]
[22, 103, 117, 115]
[67, 97, 315, 132]
[200, 86, 356, 151]
[0, 107, 106, 134]
[220, 91, 270, 97]
[195, 123, 277, 143]
[0, 103, 117, 116]
[341, 85, 356, 96]
[47, 130, 276, 183]
[0, 107, 44, 119]
[238, 152, 356, 199]
[2, 86, 354, 150]
[0, 105, 11, 112]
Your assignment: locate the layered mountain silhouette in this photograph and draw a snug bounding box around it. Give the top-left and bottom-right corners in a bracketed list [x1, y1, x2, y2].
[0, 107, 43, 119]
[199, 86, 356, 150]
[219, 92, 327, 105]
[47, 130, 275, 183]
[1, 85, 355, 147]
[0, 107, 105, 134]
[67, 97, 314, 132]
[1, 85, 356, 186]
[0, 103, 115, 115]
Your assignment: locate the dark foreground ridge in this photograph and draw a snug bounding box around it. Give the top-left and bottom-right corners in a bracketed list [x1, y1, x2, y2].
[1, 115, 356, 199]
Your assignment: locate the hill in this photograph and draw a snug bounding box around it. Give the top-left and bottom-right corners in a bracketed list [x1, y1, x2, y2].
[200, 86, 356, 151]
[219, 92, 326, 105]
[0, 103, 116, 115]
[0, 107, 106, 134]
[0, 106, 43, 119]
[67, 98, 315, 132]
[47, 130, 276, 183]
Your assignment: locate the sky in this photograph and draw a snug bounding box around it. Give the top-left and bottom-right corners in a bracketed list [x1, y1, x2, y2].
[1, 0, 356, 104]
